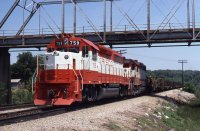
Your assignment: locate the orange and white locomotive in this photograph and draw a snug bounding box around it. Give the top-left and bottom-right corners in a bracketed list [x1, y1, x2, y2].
[33, 35, 147, 105]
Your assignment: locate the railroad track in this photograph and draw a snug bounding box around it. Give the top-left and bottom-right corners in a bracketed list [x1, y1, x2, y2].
[0, 103, 34, 111]
[0, 90, 174, 126]
[0, 97, 127, 126]
[0, 106, 67, 126]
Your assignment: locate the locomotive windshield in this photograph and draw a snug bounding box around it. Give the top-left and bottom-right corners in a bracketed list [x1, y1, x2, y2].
[67, 47, 79, 53]
[47, 47, 79, 53]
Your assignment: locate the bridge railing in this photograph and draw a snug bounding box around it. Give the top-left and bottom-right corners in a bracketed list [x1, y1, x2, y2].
[1, 22, 200, 37]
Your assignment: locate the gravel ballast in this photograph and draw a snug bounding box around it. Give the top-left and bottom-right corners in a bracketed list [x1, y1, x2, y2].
[0, 89, 195, 131]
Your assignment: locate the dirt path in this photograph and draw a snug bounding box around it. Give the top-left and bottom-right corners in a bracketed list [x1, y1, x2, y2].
[0, 89, 196, 131]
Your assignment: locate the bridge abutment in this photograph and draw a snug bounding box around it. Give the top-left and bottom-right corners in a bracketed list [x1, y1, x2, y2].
[0, 48, 11, 104]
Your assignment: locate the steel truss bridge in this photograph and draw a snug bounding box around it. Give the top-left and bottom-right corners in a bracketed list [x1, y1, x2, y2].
[0, 0, 200, 48]
[0, 0, 200, 104]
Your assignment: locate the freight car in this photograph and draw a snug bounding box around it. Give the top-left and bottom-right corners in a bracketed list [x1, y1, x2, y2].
[33, 35, 181, 106]
[148, 77, 182, 92]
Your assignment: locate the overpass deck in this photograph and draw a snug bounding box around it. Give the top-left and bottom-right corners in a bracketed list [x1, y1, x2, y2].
[0, 28, 200, 48]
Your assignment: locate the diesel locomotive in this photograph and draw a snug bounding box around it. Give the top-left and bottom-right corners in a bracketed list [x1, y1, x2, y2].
[33, 35, 148, 105]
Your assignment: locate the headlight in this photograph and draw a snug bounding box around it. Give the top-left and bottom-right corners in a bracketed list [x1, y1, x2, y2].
[53, 51, 59, 56]
[64, 55, 69, 59]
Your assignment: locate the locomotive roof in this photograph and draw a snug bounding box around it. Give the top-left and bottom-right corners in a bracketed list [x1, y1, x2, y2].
[82, 38, 99, 51]
[47, 35, 123, 59]
[98, 44, 123, 57]
[124, 59, 146, 68]
[47, 35, 99, 50]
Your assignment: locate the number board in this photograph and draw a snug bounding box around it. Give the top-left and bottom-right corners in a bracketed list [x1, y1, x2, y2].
[56, 40, 80, 46]
[56, 41, 63, 46]
[69, 41, 80, 45]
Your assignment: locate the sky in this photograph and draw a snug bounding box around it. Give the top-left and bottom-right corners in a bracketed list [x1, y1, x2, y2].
[1, 0, 200, 70]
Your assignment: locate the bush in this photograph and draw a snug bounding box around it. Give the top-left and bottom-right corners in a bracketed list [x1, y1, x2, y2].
[12, 88, 33, 104]
[183, 83, 195, 93]
[0, 82, 8, 105]
[183, 83, 200, 100]
[195, 84, 200, 100]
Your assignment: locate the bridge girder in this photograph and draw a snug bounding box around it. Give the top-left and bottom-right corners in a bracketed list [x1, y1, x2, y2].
[1, 29, 200, 48]
[0, 0, 20, 29]
[38, 0, 118, 5]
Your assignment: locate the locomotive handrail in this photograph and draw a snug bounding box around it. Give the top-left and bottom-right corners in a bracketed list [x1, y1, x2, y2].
[56, 64, 69, 69]
[31, 68, 37, 94]
[79, 69, 83, 91]
[80, 59, 84, 90]
[31, 55, 40, 94]
[68, 64, 79, 93]
[45, 63, 80, 92]
[38, 63, 71, 70]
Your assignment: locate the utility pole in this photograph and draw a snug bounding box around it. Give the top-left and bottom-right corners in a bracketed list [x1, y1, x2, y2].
[178, 60, 188, 87]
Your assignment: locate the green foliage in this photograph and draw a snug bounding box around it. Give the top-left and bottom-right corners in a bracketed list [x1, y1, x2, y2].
[103, 121, 132, 131]
[137, 117, 162, 131]
[194, 85, 200, 99]
[148, 70, 200, 100]
[11, 52, 37, 85]
[105, 122, 122, 130]
[160, 105, 186, 130]
[147, 70, 200, 85]
[163, 101, 200, 131]
[12, 88, 33, 104]
[183, 83, 195, 93]
[10, 52, 38, 104]
[0, 82, 8, 105]
[138, 101, 200, 131]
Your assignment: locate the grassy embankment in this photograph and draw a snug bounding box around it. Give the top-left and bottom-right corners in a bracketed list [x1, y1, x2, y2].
[137, 100, 200, 131]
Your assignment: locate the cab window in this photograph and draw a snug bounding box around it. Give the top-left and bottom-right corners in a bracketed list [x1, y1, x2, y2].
[68, 47, 79, 53]
[131, 65, 135, 70]
[47, 48, 54, 52]
[92, 49, 97, 61]
[82, 46, 88, 57]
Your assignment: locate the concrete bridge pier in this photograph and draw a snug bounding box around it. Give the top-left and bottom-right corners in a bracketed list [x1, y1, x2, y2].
[0, 48, 11, 104]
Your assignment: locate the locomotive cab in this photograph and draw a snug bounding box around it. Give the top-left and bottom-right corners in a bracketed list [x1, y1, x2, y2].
[34, 35, 99, 105]
[45, 37, 81, 70]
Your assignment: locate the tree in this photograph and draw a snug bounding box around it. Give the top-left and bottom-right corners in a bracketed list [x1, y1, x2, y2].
[0, 82, 7, 105]
[11, 52, 37, 87]
[148, 70, 200, 100]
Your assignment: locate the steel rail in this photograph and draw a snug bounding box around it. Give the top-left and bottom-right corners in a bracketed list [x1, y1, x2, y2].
[0, 103, 34, 111]
[0, 86, 181, 126]
[0, 106, 65, 126]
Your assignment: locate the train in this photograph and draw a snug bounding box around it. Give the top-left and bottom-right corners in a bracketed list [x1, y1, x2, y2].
[33, 34, 181, 106]
[148, 77, 182, 93]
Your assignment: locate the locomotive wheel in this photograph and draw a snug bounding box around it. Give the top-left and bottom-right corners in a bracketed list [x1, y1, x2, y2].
[119, 86, 125, 97]
[82, 87, 88, 102]
[87, 86, 98, 102]
[93, 88, 98, 101]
